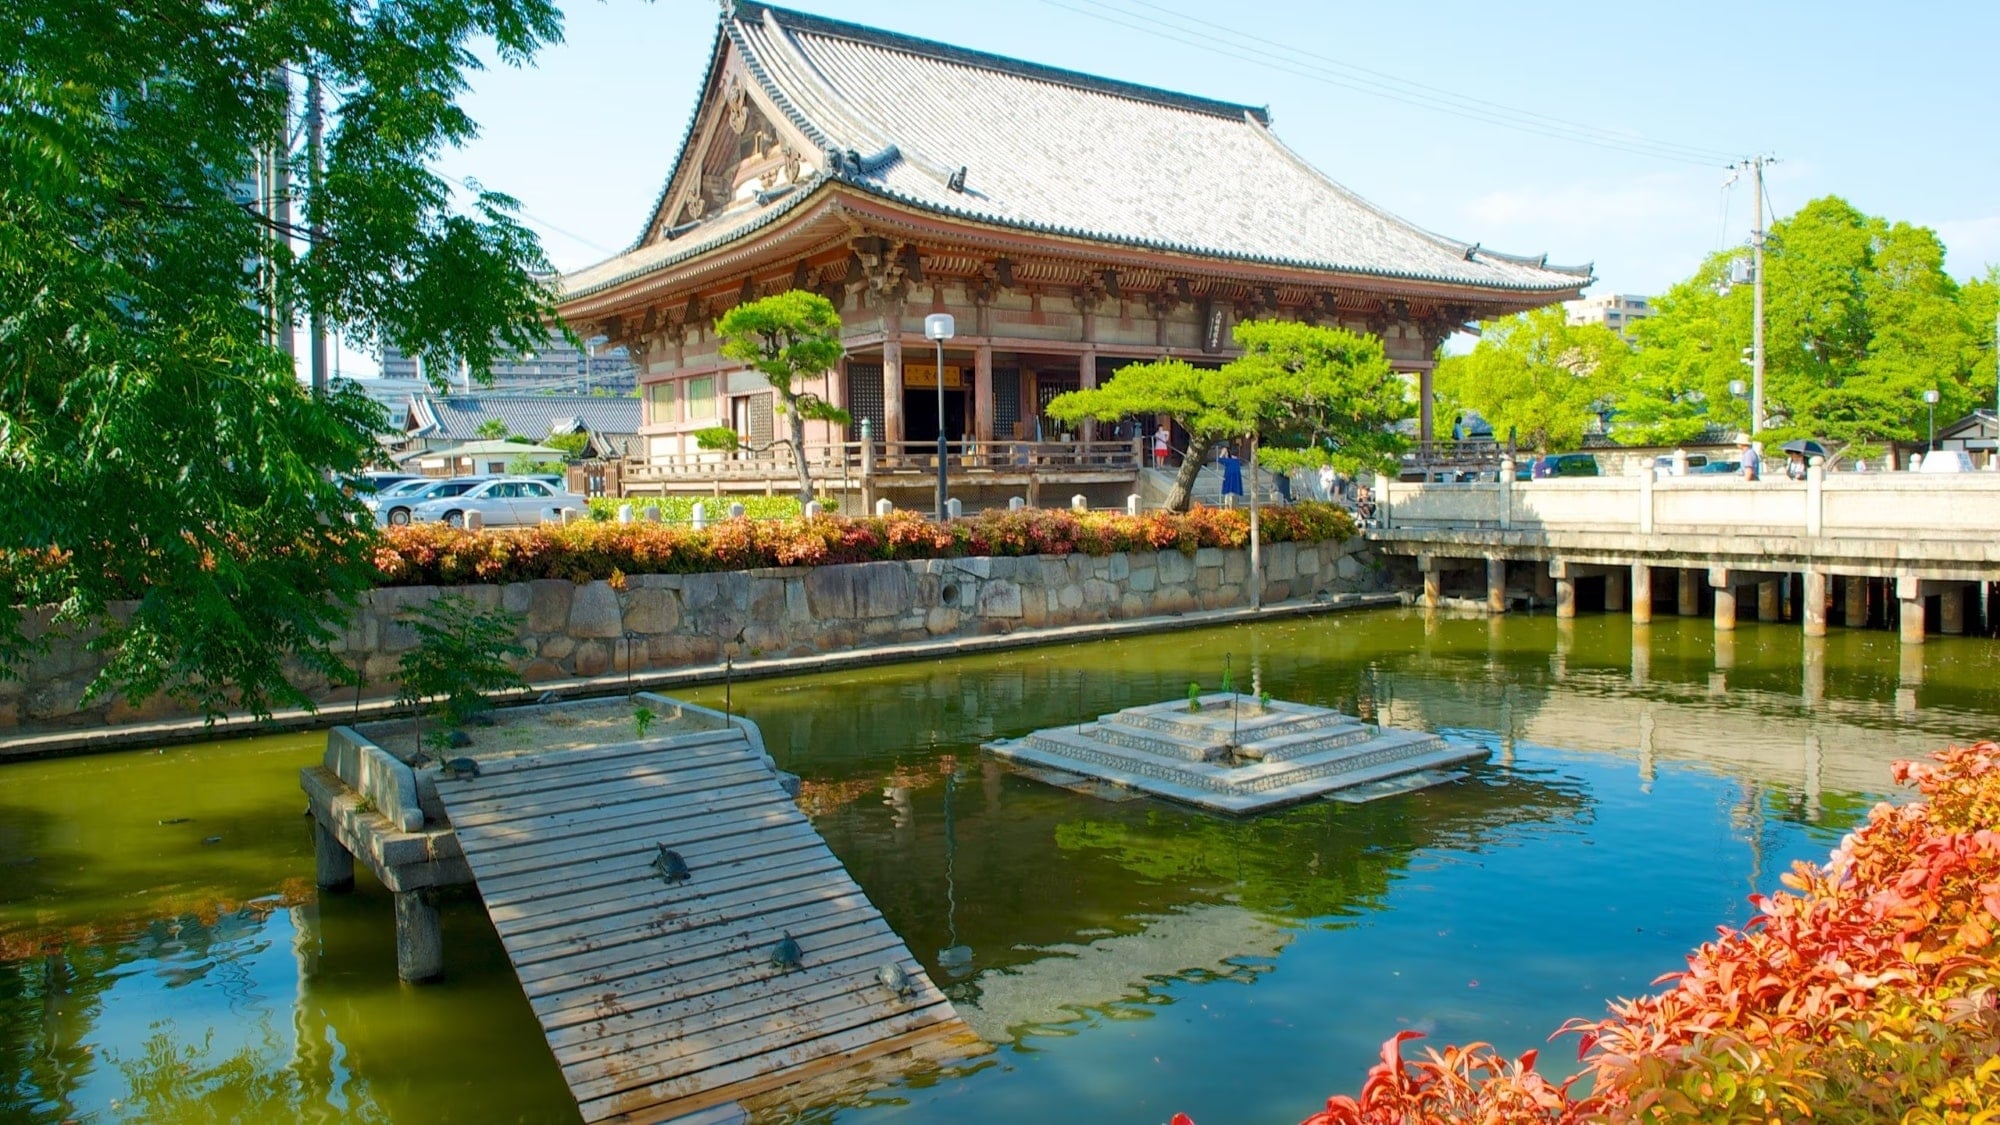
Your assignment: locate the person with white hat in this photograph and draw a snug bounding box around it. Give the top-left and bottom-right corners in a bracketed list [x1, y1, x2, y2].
[1736, 435, 1761, 481]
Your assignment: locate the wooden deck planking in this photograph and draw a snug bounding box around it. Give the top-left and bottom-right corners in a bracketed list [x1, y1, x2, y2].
[435, 726, 979, 1125]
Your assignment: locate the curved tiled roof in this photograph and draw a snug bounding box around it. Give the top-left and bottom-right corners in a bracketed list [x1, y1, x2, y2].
[561, 2, 1591, 303]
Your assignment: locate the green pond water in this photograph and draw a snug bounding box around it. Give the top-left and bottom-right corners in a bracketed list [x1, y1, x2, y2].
[3, 607, 1997, 1123]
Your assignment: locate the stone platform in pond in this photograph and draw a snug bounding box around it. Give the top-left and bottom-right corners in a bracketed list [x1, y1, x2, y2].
[984, 695, 1487, 814]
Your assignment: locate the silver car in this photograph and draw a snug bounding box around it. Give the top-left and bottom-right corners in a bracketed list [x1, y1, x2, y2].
[373, 476, 489, 527]
[407, 477, 587, 528]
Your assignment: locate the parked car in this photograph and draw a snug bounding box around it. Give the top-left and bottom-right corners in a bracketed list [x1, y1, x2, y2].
[1693, 460, 1742, 475]
[407, 477, 587, 528]
[1520, 453, 1599, 480]
[1916, 449, 1975, 474]
[374, 476, 489, 526]
[347, 471, 419, 495]
[1652, 453, 1711, 476]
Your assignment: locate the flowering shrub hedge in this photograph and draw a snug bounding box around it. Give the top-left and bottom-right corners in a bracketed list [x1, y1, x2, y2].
[1176, 741, 2000, 1125]
[370, 502, 1355, 587]
[583, 494, 809, 523]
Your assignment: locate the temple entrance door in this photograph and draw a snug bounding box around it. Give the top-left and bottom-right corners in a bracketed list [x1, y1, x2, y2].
[903, 388, 966, 445]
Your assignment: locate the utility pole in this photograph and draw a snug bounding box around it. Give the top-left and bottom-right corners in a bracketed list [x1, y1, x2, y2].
[306, 68, 329, 396]
[1730, 154, 1778, 435]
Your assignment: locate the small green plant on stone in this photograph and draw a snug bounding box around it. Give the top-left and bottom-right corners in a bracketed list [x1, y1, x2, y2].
[633, 705, 657, 740]
[1219, 666, 1235, 695]
[1187, 681, 1202, 712]
[1259, 689, 1272, 711]
[397, 594, 529, 758]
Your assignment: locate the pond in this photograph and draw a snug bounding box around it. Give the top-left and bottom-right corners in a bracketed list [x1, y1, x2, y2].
[3, 607, 1996, 1123]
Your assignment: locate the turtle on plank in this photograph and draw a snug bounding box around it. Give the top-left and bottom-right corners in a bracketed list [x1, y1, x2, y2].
[877, 962, 914, 997]
[650, 845, 691, 884]
[440, 757, 480, 780]
[769, 932, 803, 973]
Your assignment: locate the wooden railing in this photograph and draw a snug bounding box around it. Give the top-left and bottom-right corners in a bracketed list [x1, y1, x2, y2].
[623, 438, 1143, 485]
[1398, 439, 1513, 481]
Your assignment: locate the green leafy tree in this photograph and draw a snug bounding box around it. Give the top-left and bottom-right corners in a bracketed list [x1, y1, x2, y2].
[1434, 307, 1627, 453]
[543, 431, 590, 460]
[505, 453, 560, 476]
[1617, 254, 1752, 445]
[396, 594, 527, 740]
[713, 290, 850, 504]
[0, 0, 564, 717]
[476, 419, 512, 440]
[1046, 320, 1408, 511]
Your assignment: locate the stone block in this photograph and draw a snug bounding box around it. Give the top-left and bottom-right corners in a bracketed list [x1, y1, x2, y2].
[1195, 546, 1226, 569]
[1106, 553, 1130, 581]
[1336, 555, 1362, 581]
[742, 625, 788, 655]
[785, 578, 809, 622]
[376, 586, 440, 652]
[1128, 564, 1158, 593]
[1018, 584, 1049, 627]
[1223, 551, 1249, 583]
[1266, 542, 1298, 581]
[926, 607, 961, 635]
[522, 659, 564, 682]
[540, 634, 576, 661]
[749, 578, 788, 624]
[527, 580, 574, 634]
[572, 640, 611, 678]
[501, 582, 533, 615]
[1197, 567, 1222, 592]
[1120, 593, 1146, 617]
[804, 562, 914, 619]
[977, 580, 1023, 618]
[1295, 547, 1319, 575]
[623, 588, 680, 634]
[951, 556, 994, 579]
[1154, 586, 1196, 615]
[1157, 550, 1195, 583]
[1056, 583, 1085, 611]
[567, 581, 624, 639]
[1083, 578, 1118, 606]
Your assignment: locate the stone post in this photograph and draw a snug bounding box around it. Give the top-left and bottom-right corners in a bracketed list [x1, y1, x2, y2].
[1551, 559, 1575, 619]
[395, 889, 444, 983]
[1630, 562, 1653, 624]
[1605, 569, 1627, 612]
[1071, 494, 1088, 511]
[1757, 580, 1781, 622]
[876, 498, 895, 517]
[1671, 448, 1688, 476]
[643, 505, 661, 523]
[804, 500, 822, 518]
[1805, 459, 1824, 537]
[313, 821, 354, 892]
[691, 502, 706, 530]
[1486, 557, 1507, 614]
[1898, 573, 1925, 645]
[1677, 568, 1700, 616]
[1497, 458, 1514, 530]
[1534, 563, 1555, 605]
[1940, 584, 1966, 634]
[1844, 576, 1869, 628]
[1802, 569, 1829, 637]
[617, 502, 633, 524]
[728, 502, 746, 519]
[1009, 496, 1025, 512]
[1711, 567, 1737, 631]
[1637, 465, 1655, 534]
[945, 498, 963, 520]
[464, 510, 483, 531]
[1127, 494, 1140, 516]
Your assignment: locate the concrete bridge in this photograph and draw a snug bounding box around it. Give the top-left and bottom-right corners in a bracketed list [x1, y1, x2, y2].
[1366, 464, 2000, 644]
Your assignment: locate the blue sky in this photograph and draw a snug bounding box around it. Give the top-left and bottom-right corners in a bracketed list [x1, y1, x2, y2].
[357, 0, 1999, 373]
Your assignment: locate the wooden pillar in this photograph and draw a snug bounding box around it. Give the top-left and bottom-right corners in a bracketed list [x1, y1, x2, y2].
[1604, 569, 1627, 613]
[1418, 366, 1435, 444]
[1712, 568, 1737, 632]
[1940, 584, 1967, 635]
[1898, 574, 1925, 645]
[313, 820, 354, 892]
[1677, 569, 1700, 616]
[1802, 569, 1828, 637]
[973, 344, 995, 448]
[1843, 575, 1868, 628]
[1630, 562, 1653, 624]
[1757, 580, 1781, 622]
[1078, 349, 1098, 444]
[1487, 557, 1507, 614]
[395, 889, 444, 984]
[882, 306, 905, 449]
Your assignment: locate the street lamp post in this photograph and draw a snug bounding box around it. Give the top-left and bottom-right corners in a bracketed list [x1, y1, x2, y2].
[1923, 388, 1940, 451]
[925, 313, 955, 522]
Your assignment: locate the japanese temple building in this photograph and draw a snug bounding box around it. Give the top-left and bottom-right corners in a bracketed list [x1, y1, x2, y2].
[556, 1, 1591, 500]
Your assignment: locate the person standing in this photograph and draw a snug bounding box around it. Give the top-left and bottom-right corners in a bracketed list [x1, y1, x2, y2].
[1739, 437, 1761, 481]
[1152, 422, 1172, 467]
[1218, 444, 1244, 500]
[1318, 463, 1336, 501]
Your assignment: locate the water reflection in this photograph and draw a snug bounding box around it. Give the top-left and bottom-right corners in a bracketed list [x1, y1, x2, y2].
[3, 608, 1997, 1124]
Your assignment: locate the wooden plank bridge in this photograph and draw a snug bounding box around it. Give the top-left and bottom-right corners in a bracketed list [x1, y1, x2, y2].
[312, 700, 980, 1124]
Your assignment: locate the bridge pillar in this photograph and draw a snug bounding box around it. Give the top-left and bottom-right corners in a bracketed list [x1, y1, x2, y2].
[1419, 555, 1440, 608]
[1550, 560, 1576, 618]
[1843, 576, 1869, 628]
[1604, 569, 1627, 612]
[1535, 565, 1555, 604]
[1486, 557, 1507, 613]
[1757, 580, 1782, 622]
[1802, 569, 1829, 637]
[1939, 584, 1967, 635]
[1898, 574, 1926, 645]
[395, 889, 445, 984]
[1677, 569, 1700, 616]
[1630, 562, 1653, 623]
[313, 820, 354, 893]
[1711, 567, 1738, 631]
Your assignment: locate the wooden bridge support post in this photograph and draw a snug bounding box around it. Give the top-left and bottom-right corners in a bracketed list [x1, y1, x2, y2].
[1940, 584, 1967, 635]
[395, 889, 444, 984]
[313, 819, 354, 892]
[1677, 569, 1700, 616]
[1802, 569, 1829, 637]
[1604, 569, 1627, 613]
[1898, 574, 1926, 645]
[1844, 576, 1869, 628]
[1551, 560, 1576, 619]
[1757, 580, 1782, 622]
[1486, 557, 1507, 613]
[1630, 562, 1653, 624]
[1711, 568, 1737, 632]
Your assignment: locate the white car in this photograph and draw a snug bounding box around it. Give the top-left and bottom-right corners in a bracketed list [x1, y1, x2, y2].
[372, 476, 490, 526]
[1915, 449, 1975, 474]
[407, 477, 587, 528]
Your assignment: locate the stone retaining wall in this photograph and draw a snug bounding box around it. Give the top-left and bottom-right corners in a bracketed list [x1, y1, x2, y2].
[3, 539, 1384, 732]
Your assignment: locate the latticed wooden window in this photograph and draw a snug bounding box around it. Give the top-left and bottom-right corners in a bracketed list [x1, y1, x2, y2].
[993, 368, 1020, 436]
[748, 392, 774, 448]
[845, 363, 883, 441]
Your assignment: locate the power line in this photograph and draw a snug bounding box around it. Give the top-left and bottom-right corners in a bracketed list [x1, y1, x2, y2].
[1034, 0, 1739, 167]
[437, 171, 618, 256]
